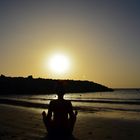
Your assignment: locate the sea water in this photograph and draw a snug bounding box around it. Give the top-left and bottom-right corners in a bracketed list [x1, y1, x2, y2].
[0, 89, 140, 112]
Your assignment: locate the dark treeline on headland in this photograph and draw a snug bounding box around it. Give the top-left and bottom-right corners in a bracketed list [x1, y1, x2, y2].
[0, 75, 113, 94]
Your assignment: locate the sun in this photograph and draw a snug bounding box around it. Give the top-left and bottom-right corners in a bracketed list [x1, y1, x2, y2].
[48, 53, 70, 74]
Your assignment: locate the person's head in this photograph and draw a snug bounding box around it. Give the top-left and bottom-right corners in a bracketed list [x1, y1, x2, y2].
[57, 91, 65, 99]
[55, 82, 65, 99]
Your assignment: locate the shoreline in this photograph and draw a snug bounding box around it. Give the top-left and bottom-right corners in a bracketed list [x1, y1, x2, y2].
[0, 104, 140, 140]
[1, 98, 140, 114]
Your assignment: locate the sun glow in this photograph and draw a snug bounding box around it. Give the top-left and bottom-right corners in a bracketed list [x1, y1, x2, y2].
[47, 53, 70, 74]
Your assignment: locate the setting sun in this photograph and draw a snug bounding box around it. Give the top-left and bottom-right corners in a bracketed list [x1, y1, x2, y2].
[47, 53, 70, 74]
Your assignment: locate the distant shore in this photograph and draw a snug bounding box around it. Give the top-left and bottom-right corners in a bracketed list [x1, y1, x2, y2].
[0, 75, 113, 94]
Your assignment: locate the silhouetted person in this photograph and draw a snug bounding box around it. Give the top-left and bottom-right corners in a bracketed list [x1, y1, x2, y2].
[42, 84, 78, 138]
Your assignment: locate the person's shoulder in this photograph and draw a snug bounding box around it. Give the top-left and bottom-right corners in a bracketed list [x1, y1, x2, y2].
[64, 100, 72, 105]
[50, 100, 56, 105]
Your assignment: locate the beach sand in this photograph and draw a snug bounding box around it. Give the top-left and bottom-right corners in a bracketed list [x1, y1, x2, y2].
[0, 104, 140, 140]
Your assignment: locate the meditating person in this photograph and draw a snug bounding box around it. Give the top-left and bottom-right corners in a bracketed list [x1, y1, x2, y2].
[42, 84, 78, 137]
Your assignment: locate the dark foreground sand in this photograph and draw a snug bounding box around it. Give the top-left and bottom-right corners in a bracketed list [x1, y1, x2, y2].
[0, 104, 140, 140]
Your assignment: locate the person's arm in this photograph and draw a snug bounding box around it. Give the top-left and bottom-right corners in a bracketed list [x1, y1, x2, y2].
[68, 101, 75, 119]
[47, 101, 53, 120]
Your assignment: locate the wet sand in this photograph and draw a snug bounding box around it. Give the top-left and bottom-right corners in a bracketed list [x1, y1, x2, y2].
[0, 104, 140, 140]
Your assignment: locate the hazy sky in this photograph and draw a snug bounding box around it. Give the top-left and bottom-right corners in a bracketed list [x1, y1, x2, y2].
[0, 0, 140, 88]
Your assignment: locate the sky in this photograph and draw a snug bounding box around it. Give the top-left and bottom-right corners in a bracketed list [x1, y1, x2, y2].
[0, 0, 140, 88]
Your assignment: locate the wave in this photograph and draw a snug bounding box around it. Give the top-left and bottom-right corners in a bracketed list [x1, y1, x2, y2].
[0, 98, 48, 108]
[1, 97, 140, 105]
[0, 98, 140, 112]
[70, 99, 140, 105]
[10, 96, 140, 105]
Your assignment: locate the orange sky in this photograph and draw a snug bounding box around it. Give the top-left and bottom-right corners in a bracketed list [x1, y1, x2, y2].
[0, 0, 140, 88]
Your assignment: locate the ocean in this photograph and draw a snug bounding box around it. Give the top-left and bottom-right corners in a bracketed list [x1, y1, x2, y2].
[0, 89, 140, 112]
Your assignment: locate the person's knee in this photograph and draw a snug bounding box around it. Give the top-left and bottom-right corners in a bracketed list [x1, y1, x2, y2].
[42, 111, 46, 116]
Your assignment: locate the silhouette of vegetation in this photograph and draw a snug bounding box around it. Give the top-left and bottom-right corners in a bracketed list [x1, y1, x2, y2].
[0, 75, 113, 94]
